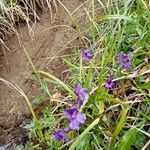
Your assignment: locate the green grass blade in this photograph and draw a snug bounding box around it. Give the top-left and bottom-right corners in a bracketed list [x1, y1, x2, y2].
[39, 71, 76, 98]
[109, 106, 129, 150]
[63, 58, 78, 69]
[0, 78, 44, 141]
[117, 128, 137, 150]
[97, 15, 131, 21]
[69, 118, 100, 150]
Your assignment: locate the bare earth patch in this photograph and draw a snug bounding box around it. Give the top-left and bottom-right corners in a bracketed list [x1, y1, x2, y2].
[0, 0, 84, 145]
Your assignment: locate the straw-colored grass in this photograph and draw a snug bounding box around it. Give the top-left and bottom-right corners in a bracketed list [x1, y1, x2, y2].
[0, 0, 57, 51]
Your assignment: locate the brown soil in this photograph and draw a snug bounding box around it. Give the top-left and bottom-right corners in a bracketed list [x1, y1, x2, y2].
[0, 0, 85, 145]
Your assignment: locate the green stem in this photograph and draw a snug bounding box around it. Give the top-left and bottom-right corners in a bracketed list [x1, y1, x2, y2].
[69, 118, 100, 150]
[23, 93, 44, 141]
[79, 54, 83, 83]
[22, 45, 42, 83]
[22, 45, 45, 141]
[39, 71, 77, 98]
[22, 45, 52, 99]
[108, 105, 129, 150]
[0, 78, 44, 141]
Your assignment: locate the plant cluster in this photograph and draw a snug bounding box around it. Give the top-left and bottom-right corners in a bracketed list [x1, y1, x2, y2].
[3, 0, 149, 150]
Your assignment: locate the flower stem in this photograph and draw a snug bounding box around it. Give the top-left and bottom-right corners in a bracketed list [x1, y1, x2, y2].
[108, 105, 129, 150]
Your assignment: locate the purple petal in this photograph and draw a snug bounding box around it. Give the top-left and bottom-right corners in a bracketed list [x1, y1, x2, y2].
[104, 83, 114, 89]
[65, 106, 78, 121]
[78, 88, 89, 101]
[69, 119, 80, 130]
[65, 106, 86, 130]
[75, 83, 82, 95]
[77, 97, 84, 105]
[74, 84, 89, 106]
[64, 126, 70, 132]
[53, 130, 66, 141]
[82, 49, 93, 61]
[104, 76, 118, 90]
[76, 92, 89, 106]
[118, 53, 132, 68]
[64, 138, 71, 143]
[76, 112, 86, 124]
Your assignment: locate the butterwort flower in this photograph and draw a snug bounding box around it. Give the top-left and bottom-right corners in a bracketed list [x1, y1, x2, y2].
[104, 76, 118, 90]
[75, 83, 89, 105]
[82, 48, 93, 61]
[52, 129, 66, 141]
[118, 53, 132, 68]
[65, 106, 86, 130]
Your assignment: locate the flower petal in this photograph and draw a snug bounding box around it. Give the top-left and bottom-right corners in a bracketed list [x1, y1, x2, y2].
[65, 106, 78, 121]
[52, 130, 66, 141]
[118, 52, 132, 68]
[76, 112, 86, 124]
[82, 49, 93, 61]
[104, 76, 118, 90]
[79, 88, 89, 101]
[69, 119, 80, 130]
[75, 83, 82, 95]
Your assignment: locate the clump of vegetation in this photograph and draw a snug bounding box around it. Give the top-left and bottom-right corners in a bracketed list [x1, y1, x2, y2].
[0, 0, 57, 49]
[1, 0, 150, 150]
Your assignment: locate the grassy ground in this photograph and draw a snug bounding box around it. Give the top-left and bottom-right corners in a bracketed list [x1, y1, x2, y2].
[0, 0, 150, 150]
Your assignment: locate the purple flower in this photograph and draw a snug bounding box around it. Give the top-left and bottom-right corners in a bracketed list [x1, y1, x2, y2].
[104, 76, 118, 90]
[75, 83, 82, 95]
[52, 129, 66, 141]
[82, 48, 93, 61]
[64, 138, 71, 143]
[64, 126, 70, 132]
[75, 83, 89, 105]
[118, 53, 132, 68]
[65, 106, 86, 130]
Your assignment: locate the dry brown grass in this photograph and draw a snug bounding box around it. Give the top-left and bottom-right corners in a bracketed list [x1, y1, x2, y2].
[0, 0, 57, 52]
